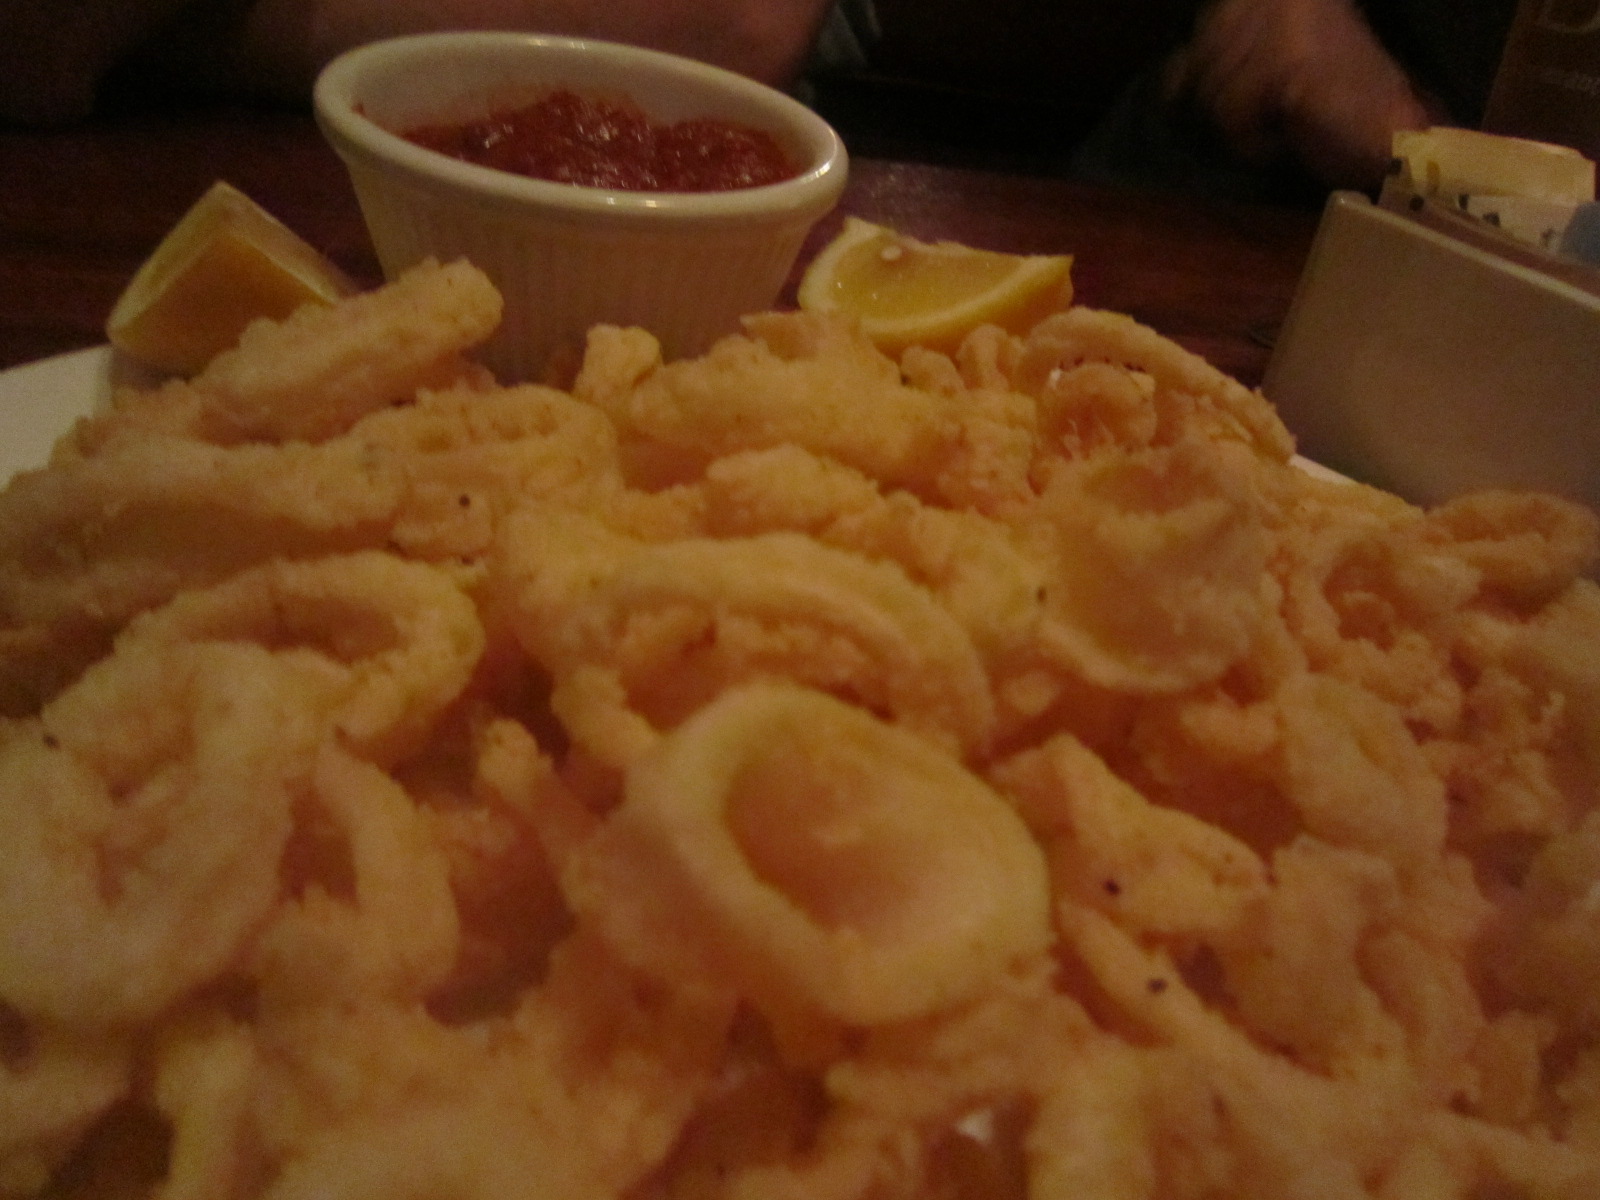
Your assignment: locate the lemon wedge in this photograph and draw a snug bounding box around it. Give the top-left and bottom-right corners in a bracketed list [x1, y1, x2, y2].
[106, 181, 357, 376]
[797, 217, 1073, 356]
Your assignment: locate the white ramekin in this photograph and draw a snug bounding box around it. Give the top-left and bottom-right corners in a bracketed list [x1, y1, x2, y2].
[314, 32, 849, 382]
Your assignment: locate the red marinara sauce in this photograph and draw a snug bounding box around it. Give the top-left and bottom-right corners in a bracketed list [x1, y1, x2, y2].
[401, 90, 800, 192]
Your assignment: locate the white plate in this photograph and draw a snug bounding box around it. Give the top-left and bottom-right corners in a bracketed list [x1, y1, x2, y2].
[0, 346, 113, 486]
[0, 346, 170, 486]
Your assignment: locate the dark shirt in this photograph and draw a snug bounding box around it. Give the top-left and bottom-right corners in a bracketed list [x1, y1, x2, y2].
[1362, 0, 1520, 125]
[1073, 0, 1522, 204]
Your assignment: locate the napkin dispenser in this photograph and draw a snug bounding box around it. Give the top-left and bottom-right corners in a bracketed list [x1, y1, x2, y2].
[1263, 184, 1600, 512]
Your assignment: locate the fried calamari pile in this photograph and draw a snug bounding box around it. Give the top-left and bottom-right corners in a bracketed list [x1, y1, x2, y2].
[2, 259, 1599, 1199]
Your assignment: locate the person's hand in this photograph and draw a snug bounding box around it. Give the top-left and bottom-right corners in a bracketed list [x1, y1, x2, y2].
[1164, 0, 1439, 190]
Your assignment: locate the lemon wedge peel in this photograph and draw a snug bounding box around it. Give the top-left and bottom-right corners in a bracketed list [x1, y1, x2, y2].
[797, 217, 1074, 356]
[107, 181, 357, 376]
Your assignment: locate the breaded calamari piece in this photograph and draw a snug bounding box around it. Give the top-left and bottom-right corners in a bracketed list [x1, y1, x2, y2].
[573, 313, 1037, 512]
[0, 640, 329, 1028]
[1014, 307, 1296, 463]
[65, 259, 503, 451]
[494, 507, 996, 759]
[0, 366, 620, 717]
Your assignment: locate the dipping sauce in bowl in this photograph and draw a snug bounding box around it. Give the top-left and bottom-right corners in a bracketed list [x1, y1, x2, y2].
[401, 90, 800, 192]
[314, 32, 847, 382]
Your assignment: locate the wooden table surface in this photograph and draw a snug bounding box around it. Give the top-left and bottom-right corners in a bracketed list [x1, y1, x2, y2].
[0, 103, 1320, 387]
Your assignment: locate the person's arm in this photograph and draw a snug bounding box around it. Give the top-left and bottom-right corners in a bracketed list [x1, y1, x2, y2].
[211, 0, 840, 99]
[0, 0, 840, 125]
[1165, 0, 1438, 190]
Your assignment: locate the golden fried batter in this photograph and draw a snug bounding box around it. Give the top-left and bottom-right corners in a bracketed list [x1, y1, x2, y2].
[2, 262, 1597, 1200]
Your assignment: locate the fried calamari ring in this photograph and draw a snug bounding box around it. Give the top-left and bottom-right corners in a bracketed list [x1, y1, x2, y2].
[72, 259, 503, 451]
[1, 374, 617, 719]
[564, 684, 1051, 1025]
[125, 552, 485, 766]
[0, 641, 322, 1027]
[1420, 490, 1599, 604]
[251, 748, 460, 1008]
[0, 434, 406, 715]
[1060, 904, 1414, 1197]
[1028, 436, 1272, 693]
[1014, 307, 1295, 462]
[349, 380, 625, 561]
[699, 445, 1047, 663]
[497, 510, 996, 758]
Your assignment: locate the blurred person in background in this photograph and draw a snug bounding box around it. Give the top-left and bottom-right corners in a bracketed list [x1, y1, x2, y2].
[0, 0, 846, 125]
[1074, 0, 1522, 199]
[1, 0, 1519, 203]
[812, 0, 1521, 200]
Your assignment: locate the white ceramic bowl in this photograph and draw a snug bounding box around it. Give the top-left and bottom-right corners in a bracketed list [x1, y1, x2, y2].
[314, 32, 848, 382]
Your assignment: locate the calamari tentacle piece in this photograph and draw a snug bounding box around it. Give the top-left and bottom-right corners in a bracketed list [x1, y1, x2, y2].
[125, 551, 485, 765]
[1061, 904, 1414, 1198]
[605, 534, 995, 745]
[0, 641, 322, 1026]
[71, 259, 503, 450]
[993, 732, 1269, 939]
[1028, 436, 1272, 693]
[1017, 307, 1295, 461]
[564, 683, 1051, 1025]
[576, 311, 1036, 509]
[1274, 672, 1450, 870]
[577, 312, 932, 477]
